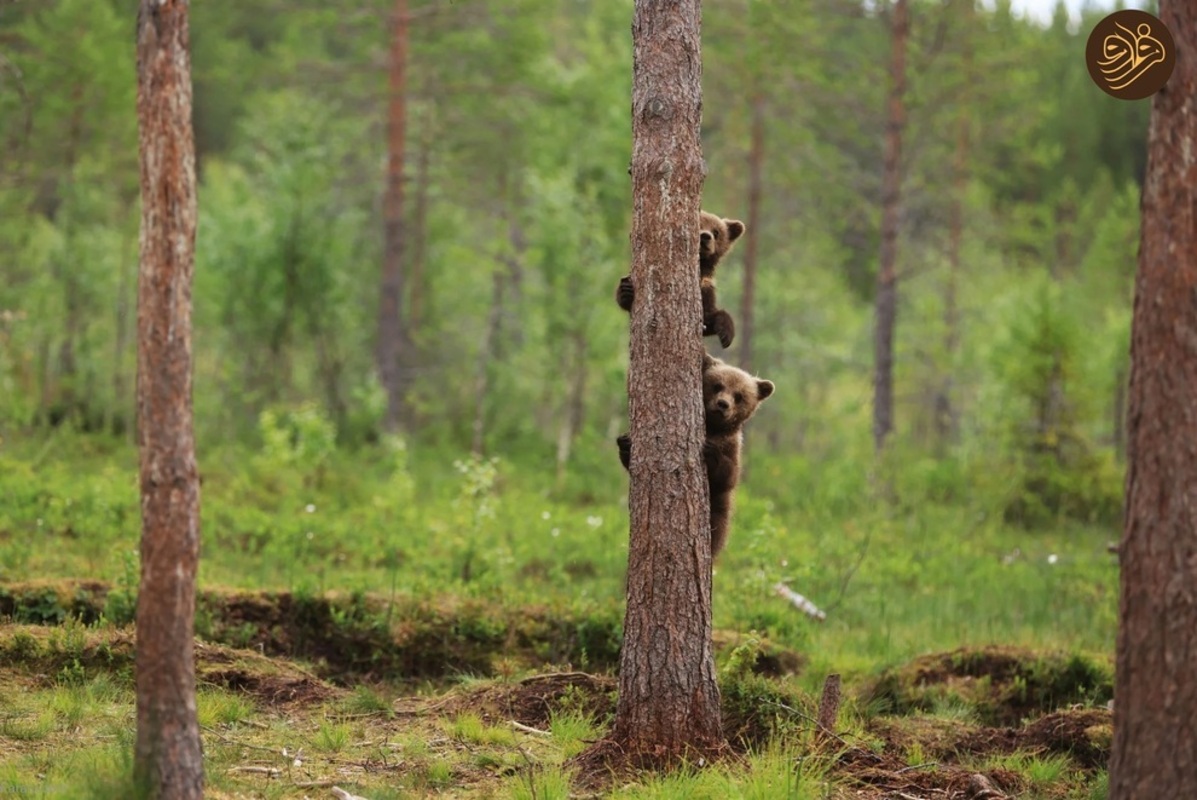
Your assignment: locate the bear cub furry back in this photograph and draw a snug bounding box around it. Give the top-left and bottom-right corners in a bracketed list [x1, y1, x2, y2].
[615, 211, 746, 348]
[617, 353, 775, 557]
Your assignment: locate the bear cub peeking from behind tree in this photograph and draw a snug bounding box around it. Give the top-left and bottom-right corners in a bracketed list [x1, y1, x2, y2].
[617, 352, 774, 557]
[615, 211, 746, 348]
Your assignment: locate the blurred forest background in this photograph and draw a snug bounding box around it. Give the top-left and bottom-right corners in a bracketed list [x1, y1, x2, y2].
[0, 0, 1143, 527]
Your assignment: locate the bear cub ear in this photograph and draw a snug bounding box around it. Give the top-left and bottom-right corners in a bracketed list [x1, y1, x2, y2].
[726, 220, 746, 242]
[757, 379, 775, 400]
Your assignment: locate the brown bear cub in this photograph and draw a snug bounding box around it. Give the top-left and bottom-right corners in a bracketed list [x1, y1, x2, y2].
[616, 353, 775, 557]
[615, 211, 746, 348]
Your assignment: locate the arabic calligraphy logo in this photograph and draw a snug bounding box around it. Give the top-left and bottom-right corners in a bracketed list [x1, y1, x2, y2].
[1086, 11, 1175, 100]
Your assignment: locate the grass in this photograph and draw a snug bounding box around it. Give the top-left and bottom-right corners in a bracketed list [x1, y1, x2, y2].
[450, 713, 518, 746]
[0, 620, 1114, 798]
[197, 687, 255, 727]
[0, 435, 1119, 676]
[0, 432, 1121, 796]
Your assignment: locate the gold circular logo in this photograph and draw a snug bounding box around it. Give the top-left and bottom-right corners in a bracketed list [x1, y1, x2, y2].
[1086, 10, 1175, 100]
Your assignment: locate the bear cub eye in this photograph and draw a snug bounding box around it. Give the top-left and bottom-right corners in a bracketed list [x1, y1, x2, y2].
[734, 392, 743, 404]
[712, 383, 724, 392]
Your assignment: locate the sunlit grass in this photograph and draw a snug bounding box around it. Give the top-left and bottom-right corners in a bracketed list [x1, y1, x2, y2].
[313, 720, 353, 752]
[196, 687, 254, 727]
[449, 712, 518, 746]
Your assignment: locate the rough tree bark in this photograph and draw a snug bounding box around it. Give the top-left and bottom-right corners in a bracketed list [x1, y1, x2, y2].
[377, 0, 410, 433]
[1109, 4, 1197, 797]
[134, 1, 203, 797]
[577, 0, 724, 773]
[873, 0, 908, 454]
[739, 90, 764, 375]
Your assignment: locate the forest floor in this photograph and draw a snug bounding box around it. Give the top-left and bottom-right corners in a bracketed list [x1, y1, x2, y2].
[0, 582, 1112, 799]
[0, 439, 1118, 797]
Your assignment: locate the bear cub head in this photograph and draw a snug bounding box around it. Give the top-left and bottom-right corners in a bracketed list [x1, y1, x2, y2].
[703, 353, 775, 435]
[699, 211, 746, 277]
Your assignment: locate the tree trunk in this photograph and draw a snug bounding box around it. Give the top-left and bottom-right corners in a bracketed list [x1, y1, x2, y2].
[555, 328, 589, 490]
[739, 91, 764, 375]
[936, 102, 967, 449]
[1112, 364, 1126, 462]
[134, 1, 203, 797]
[409, 109, 432, 340]
[112, 212, 136, 439]
[873, 0, 908, 454]
[1109, 5, 1197, 797]
[470, 269, 505, 456]
[578, 0, 724, 773]
[377, 0, 410, 433]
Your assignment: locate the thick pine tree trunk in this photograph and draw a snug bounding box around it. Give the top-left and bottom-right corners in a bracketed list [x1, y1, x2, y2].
[578, 0, 725, 772]
[873, 0, 908, 453]
[1109, 4, 1197, 796]
[377, 0, 410, 433]
[134, 1, 203, 797]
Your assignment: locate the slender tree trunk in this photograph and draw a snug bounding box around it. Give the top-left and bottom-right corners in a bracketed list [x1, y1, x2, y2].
[134, 1, 203, 797]
[377, 0, 410, 433]
[936, 104, 967, 448]
[112, 215, 136, 438]
[578, 0, 724, 772]
[409, 111, 432, 340]
[873, 0, 908, 454]
[471, 191, 526, 456]
[1112, 364, 1126, 461]
[51, 84, 88, 420]
[1109, 5, 1197, 796]
[555, 328, 589, 489]
[471, 269, 505, 456]
[739, 91, 764, 375]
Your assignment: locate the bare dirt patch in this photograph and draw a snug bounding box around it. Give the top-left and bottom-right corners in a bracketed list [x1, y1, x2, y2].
[956, 707, 1112, 768]
[836, 745, 1025, 798]
[395, 671, 617, 730]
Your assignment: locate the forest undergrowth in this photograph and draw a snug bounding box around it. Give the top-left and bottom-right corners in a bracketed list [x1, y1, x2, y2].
[0, 431, 1117, 797]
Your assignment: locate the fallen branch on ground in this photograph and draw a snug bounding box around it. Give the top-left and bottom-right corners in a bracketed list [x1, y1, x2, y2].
[773, 582, 827, 621]
[509, 720, 551, 736]
[331, 787, 371, 800]
[228, 766, 281, 777]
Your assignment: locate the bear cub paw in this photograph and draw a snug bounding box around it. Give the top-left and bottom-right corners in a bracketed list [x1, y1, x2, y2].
[704, 309, 735, 349]
[616, 433, 632, 470]
[615, 276, 635, 311]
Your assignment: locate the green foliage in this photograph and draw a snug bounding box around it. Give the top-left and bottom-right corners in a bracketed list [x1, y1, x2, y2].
[101, 550, 138, 627]
[0, 0, 1142, 526]
[986, 275, 1123, 527]
[257, 403, 338, 473]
